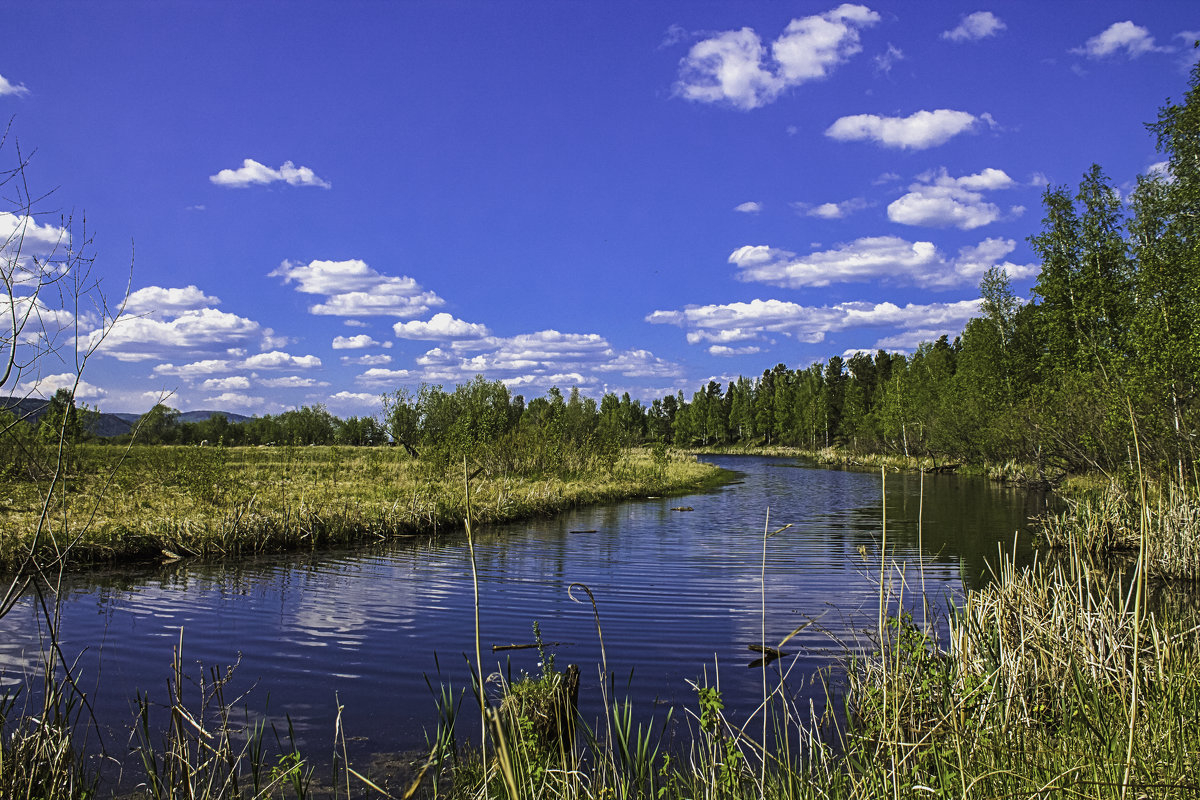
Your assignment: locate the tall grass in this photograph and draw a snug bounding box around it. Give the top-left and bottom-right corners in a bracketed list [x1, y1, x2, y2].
[0, 445, 726, 568]
[415, 478, 1200, 799]
[1037, 478, 1200, 580]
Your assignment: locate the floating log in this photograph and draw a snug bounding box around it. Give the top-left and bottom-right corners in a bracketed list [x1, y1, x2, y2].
[492, 641, 574, 652]
[748, 643, 790, 667]
[670, 506, 694, 512]
[748, 644, 787, 658]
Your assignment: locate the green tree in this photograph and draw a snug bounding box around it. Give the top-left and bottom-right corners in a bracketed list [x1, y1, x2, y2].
[38, 388, 84, 444]
[136, 403, 180, 444]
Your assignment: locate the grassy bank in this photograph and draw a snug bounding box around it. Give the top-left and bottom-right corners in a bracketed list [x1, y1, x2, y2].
[1036, 478, 1200, 581]
[688, 443, 1058, 485]
[0, 444, 729, 569]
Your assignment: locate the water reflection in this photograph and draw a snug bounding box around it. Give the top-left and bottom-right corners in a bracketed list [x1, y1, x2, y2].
[0, 456, 1050, 775]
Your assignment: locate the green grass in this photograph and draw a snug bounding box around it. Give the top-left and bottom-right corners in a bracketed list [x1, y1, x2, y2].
[1036, 478, 1200, 580]
[0, 444, 729, 569]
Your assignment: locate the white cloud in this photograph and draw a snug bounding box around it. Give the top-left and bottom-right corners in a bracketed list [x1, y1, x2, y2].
[356, 368, 417, 387]
[648, 297, 982, 346]
[392, 313, 491, 340]
[259, 376, 327, 389]
[410, 329, 681, 386]
[29, 373, 107, 399]
[887, 167, 1015, 229]
[503, 372, 589, 390]
[874, 43, 904, 74]
[1073, 21, 1169, 59]
[826, 109, 981, 149]
[93, 308, 264, 362]
[153, 360, 232, 378]
[341, 354, 393, 366]
[7, 295, 79, 347]
[200, 376, 251, 391]
[734, 201, 763, 213]
[709, 345, 763, 357]
[329, 391, 380, 406]
[873, 328, 961, 350]
[240, 350, 321, 370]
[674, 4, 880, 110]
[942, 11, 1006, 42]
[1147, 160, 1171, 179]
[1, 212, 69, 256]
[209, 158, 331, 189]
[796, 197, 868, 219]
[270, 259, 444, 318]
[124, 285, 222, 317]
[332, 334, 392, 350]
[728, 234, 1035, 289]
[202, 392, 270, 412]
[0, 73, 29, 97]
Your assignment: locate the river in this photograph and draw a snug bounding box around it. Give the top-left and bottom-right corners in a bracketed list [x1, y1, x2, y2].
[0, 455, 1050, 783]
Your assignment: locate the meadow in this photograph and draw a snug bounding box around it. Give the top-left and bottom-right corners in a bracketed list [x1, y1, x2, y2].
[0, 443, 726, 570]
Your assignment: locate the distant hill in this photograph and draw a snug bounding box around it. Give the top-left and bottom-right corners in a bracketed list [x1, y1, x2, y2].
[0, 397, 250, 438]
[177, 410, 251, 425]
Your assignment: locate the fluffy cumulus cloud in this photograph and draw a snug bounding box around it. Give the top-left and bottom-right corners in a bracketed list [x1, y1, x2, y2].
[399, 329, 681, 389]
[92, 308, 267, 362]
[0, 72, 29, 97]
[942, 11, 1006, 42]
[153, 360, 231, 378]
[355, 367, 416, 387]
[873, 328, 962, 350]
[887, 167, 1016, 229]
[675, 4, 880, 110]
[709, 345, 763, 357]
[124, 285, 222, 318]
[259, 376, 327, 389]
[7, 295, 80, 348]
[240, 350, 321, 370]
[270, 259, 445, 318]
[392, 313, 491, 340]
[200, 376, 251, 391]
[1, 212, 70, 258]
[332, 334, 392, 350]
[796, 197, 868, 219]
[734, 201, 763, 214]
[647, 298, 982, 347]
[1073, 21, 1169, 59]
[825, 109, 982, 149]
[329, 391, 380, 407]
[29, 373, 107, 399]
[209, 158, 331, 189]
[728, 235, 1035, 289]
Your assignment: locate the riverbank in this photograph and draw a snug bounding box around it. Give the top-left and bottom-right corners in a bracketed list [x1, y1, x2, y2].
[690, 443, 1041, 483]
[0, 444, 731, 569]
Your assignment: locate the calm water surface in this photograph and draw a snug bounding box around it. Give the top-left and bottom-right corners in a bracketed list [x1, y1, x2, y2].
[0, 456, 1050, 774]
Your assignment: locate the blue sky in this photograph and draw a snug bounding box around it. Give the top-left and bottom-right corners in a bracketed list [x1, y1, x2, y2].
[3, 2, 1197, 417]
